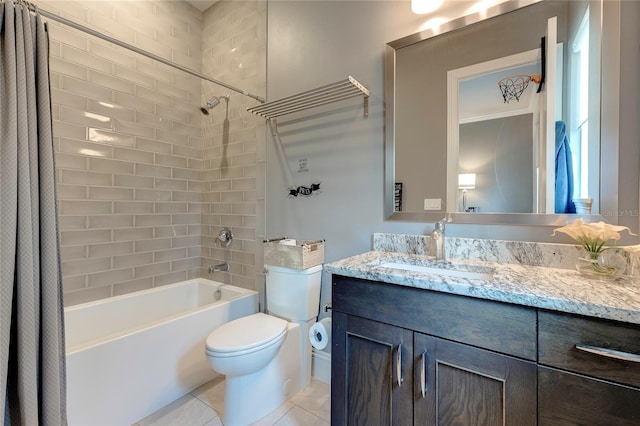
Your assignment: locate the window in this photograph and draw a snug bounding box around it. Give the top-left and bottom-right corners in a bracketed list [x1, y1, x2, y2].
[569, 8, 590, 199]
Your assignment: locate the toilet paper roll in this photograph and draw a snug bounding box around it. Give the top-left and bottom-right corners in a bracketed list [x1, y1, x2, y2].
[309, 317, 332, 350]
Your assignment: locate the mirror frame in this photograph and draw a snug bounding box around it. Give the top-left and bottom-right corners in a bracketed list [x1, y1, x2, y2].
[384, 0, 620, 226]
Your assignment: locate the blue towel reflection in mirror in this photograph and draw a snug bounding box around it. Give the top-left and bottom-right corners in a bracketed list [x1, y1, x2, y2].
[555, 121, 576, 214]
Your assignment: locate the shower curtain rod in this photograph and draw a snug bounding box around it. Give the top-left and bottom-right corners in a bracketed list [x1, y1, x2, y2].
[28, 4, 265, 104]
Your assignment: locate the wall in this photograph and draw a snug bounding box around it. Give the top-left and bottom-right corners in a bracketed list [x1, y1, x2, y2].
[265, 1, 640, 315]
[266, 1, 441, 316]
[617, 0, 640, 238]
[44, 0, 265, 305]
[42, 0, 639, 308]
[459, 114, 534, 213]
[44, 0, 205, 305]
[200, 1, 267, 295]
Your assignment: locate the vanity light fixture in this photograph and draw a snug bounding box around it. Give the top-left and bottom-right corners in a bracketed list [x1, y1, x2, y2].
[465, 0, 501, 18]
[418, 17, 448, 32]
[458, 173, 476, 212]
[411, 0, 444, 15]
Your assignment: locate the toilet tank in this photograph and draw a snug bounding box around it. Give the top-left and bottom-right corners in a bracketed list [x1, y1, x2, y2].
[265, 264, 322, 321]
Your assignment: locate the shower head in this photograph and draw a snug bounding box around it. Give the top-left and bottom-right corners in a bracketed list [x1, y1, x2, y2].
[200, 95, 230, 115]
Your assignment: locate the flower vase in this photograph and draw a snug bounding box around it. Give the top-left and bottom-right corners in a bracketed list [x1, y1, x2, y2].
[575, 251, 623, 278]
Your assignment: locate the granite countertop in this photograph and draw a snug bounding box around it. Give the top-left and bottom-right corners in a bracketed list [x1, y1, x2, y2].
[325, 251, 640, 325]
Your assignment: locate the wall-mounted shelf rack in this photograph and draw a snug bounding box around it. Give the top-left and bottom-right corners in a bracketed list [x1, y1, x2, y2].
[251, 76, 369, 199]
[247, 76, 369, 119]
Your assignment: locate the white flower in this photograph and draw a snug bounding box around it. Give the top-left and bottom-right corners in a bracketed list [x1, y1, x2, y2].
[552, 219, 636, 255]
[622, 244, 640, 255]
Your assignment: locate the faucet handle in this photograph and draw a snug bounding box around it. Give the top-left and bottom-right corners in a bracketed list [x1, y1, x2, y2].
[217, 227, 233, 248]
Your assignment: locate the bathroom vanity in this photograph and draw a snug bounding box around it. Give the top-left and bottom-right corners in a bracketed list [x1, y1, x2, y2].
[326, 248, 640, 425]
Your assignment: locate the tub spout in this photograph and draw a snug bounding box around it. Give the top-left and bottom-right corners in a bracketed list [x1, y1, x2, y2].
[209, 262, 229, 273]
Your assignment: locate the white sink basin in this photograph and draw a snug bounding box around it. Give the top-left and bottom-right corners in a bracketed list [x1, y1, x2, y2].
[376, 261, 495, 281]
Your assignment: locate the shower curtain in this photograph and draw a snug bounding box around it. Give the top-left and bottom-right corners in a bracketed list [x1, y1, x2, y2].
[1, 1, 67, 424]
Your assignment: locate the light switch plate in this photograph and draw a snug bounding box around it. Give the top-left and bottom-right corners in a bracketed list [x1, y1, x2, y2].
[424, 198, 441, 210]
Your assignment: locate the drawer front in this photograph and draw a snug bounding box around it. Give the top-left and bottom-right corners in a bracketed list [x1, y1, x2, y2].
[539, 310, 640, 388]
[332, 275, 536, 360]
[539, 367, 640, 425]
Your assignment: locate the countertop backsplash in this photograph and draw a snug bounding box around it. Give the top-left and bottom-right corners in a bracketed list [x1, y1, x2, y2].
[372, 233, 432, 256]
[373, 233, 638, 276]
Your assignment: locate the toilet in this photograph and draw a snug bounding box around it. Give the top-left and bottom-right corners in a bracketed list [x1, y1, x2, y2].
[205, 264, 322, 426]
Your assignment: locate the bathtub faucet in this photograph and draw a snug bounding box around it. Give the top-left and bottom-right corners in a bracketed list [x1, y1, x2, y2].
[209, 262, 229, 274]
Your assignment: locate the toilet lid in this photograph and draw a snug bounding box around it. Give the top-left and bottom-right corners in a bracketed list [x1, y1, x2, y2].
[206, 313, 287, 353]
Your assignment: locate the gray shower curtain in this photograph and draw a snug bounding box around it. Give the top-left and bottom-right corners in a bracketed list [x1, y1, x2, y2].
[0, 1, 67, 424]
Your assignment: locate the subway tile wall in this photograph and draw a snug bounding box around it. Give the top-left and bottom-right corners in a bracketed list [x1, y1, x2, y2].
[41, 0, 265, 305]
[200, 1, 267, 294]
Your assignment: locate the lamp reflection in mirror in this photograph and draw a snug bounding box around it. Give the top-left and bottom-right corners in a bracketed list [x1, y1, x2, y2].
[458, 173, 476, 212]
[411, 0, 443, 15]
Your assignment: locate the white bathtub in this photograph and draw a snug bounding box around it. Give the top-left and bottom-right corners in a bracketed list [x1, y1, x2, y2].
[65, 278, 258, 426]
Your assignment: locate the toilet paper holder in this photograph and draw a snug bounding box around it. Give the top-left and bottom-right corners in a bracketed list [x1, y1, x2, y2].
[309, 317, 332, 351]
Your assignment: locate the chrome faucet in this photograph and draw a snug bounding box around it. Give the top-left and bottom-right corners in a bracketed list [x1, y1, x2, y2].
[216, 227, 233, 248]
[208, 262, 229, 274]
[431, 217, 447, 261]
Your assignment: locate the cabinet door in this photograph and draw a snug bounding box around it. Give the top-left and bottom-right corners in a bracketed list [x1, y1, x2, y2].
[414, 333, 537, 426]
[332, 312, 413, 426]
[538, 367, 640, 425]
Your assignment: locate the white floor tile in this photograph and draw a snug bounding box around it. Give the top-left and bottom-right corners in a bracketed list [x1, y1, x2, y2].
[250, 401, 294, 426]
[289, 379, 331, 422]
[140, 375, 330, 426]
[202, 417, 224, 426]
[134, 394, 219, 426]
[272, 406, 328, 426]
[192, 375, 226, 414]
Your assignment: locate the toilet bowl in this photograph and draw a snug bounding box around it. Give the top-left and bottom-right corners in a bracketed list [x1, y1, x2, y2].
[205, 264, 322, 425]
[205, 313, 302, 426]
[205, 313, 287, 377]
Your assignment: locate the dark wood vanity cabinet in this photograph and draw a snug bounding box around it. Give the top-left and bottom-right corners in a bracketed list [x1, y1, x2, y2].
[332, 275, 640, 426]
[331, 276, 537, 426]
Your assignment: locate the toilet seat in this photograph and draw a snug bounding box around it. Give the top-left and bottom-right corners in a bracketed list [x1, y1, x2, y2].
[205, 313, 287, 357]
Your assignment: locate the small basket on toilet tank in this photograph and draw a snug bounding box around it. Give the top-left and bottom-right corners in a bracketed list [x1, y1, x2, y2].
[264, 238, 324, 270]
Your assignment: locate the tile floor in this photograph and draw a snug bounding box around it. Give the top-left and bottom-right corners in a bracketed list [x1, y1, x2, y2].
[135, 376, 330, 426]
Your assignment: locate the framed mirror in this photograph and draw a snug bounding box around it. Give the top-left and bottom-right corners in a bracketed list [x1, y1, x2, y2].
[384, 0, 619, 226]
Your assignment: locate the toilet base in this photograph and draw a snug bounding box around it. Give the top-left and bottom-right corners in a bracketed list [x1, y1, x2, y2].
[223, 323, 301, 426]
